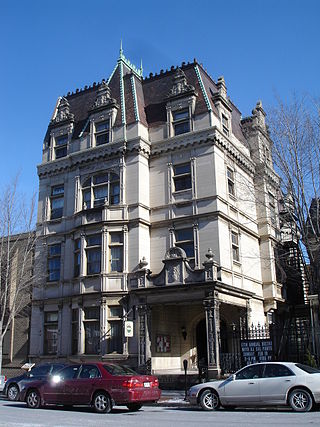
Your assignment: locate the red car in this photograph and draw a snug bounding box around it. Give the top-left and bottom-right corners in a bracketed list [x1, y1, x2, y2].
[19, 363, 161, 413]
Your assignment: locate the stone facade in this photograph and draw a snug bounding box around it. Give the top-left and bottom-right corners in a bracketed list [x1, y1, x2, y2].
[29, 49, 284, 378]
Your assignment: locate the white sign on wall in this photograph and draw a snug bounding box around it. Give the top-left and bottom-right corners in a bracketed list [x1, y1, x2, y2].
[124, 321, 134, 337]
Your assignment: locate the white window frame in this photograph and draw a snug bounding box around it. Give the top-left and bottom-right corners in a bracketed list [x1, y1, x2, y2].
[231, 230, 240, 263]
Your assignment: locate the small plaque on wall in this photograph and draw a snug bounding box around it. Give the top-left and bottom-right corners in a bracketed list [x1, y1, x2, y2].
[156, 335, 171, 353]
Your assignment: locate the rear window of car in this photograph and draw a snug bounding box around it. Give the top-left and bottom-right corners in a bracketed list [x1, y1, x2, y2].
[103, 365, 138, 376]
[295, 363, 320, 374]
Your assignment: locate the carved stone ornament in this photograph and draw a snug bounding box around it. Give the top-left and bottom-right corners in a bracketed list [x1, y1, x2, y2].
[167, 263, 181, 283]
[91, 80, 117, 110]
[52, 97, 74, 124]
[165, 246, 186, 259]
[166, 68, 196, 98]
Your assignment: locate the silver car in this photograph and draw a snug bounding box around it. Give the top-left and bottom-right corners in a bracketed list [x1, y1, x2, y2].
[187, 362, 320, 412]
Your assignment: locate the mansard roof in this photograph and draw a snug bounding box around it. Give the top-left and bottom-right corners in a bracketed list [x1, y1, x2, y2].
[44, 50, 246, 144]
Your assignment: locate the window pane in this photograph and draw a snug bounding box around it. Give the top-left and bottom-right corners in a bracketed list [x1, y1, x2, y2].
[174, 176, 192, 191]
[44, 325, 58, 354]
[94, 174, 108, 185]
[173, 110, 189, 121]
[79, 365, 100, 379]
[52, 185, 64, 196]
[87, 249, 101, 274]
[87, 235, 101, 246]
[56, 135, 68, 146]
[45, 312, 58, 322]
[264, 364, 294, 378]
[108, 321, 123, 353]
[110, 233, 123, 244]
[83, 178, 91, 187]
[96, 133, 109, 145]
[55, 146, 67, 158]
[94, 186, 108, 201]
[30, 365, 51, 376]
[174, 121, 190, 135]
[174, 164, 191, 175]
[96, 121, 109, 132]
[60, 366, 80, 380]
[176, 229, 193, 241]
[51, 198, 64, 209]
[236, 364, 262, 380]
[110, 173, 119, 182]
[109, 306, 122, 317]
[110, 247, 123, 272]
[176, 242, 194, 257]
[84, 307, 100, 320]
[83, 190, 91, 206]
[85, 322, 100, 354]
[49, 244, 61, 256]
[110, 183, 120, 205]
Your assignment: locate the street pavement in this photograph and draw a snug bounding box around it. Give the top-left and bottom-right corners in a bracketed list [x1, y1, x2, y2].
[1, 393, 320, 427]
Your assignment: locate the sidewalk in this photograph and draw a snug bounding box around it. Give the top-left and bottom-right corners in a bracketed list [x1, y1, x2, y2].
[156, 390, 190, 407]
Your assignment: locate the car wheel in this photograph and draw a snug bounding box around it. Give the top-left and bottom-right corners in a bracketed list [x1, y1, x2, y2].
[199, 389, 220, 411]
[26, 389, 41, 409]
[127, 403, 142, 411]
[288, 388, 313, 412]
[93, 392, 112, 414]
[7, 384, 19, 401]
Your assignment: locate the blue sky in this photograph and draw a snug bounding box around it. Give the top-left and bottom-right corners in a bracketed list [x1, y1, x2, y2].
[1, 0, 319, 200]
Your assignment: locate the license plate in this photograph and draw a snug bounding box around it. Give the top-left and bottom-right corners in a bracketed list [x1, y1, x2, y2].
[144, 382, 151, 388]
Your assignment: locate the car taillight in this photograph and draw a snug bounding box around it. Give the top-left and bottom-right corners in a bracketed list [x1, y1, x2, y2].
[4, 376, 7, 382]
[122, 379, 144, 388]
[152, 378, 159, 387]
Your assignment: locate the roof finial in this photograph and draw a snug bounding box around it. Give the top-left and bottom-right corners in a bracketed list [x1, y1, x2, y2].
[140, 58, 143, 75]
[119, 39, 123, 58]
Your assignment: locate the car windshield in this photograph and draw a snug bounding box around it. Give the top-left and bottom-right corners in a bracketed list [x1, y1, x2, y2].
[295, 363, 320, 374]
[103, 365, 138, 376]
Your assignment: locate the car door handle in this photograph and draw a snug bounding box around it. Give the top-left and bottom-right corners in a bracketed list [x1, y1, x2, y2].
[248, 382, 255, 385]
[285, 379, 291, 382]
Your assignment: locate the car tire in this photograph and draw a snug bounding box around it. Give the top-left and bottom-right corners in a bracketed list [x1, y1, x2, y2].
[199, 389, 220, 411]
[7, 384, 19, 401]
[26, 389, 41, 409]
[288, 388, 313, 412]
[93, 392, 112, 414]
[127, 403, 142, 411]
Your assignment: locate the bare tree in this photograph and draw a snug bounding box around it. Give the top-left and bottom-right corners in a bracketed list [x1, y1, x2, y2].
[268, 94, 320, 294]
[0, 178, 37, 374]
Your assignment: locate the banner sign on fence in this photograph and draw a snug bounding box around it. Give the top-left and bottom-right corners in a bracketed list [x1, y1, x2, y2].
[241, 339, 273, 364]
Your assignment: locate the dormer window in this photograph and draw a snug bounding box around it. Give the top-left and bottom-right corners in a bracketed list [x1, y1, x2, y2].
[173, 109, 190, 136]
[222, 114, 229, 136]
[95, 120, 110, 145]
[55, 135, 68, 159]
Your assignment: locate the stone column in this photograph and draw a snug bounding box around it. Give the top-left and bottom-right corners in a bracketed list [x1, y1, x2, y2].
[138, 304, 152, 373]
[203, 291, 221, 378]
[100, 296, 108, 355]
[74, 175, 81, 213]
[119, 156, 126, 205]
[77, 299, 84, 354]
[57, 301, 63, 356]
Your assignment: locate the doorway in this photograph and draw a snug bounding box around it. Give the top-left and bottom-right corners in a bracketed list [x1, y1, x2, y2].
[196, 318, 207, 368]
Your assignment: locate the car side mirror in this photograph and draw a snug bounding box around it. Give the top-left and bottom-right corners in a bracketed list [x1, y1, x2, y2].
[232, 374, 236, 381]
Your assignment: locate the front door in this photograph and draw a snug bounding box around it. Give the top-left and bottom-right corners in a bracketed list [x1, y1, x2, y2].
[43, 365, 80, 405]
[222, 364, 264, 404]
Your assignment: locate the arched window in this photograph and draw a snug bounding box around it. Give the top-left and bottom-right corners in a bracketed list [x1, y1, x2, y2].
[82, 172, 120, 209]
